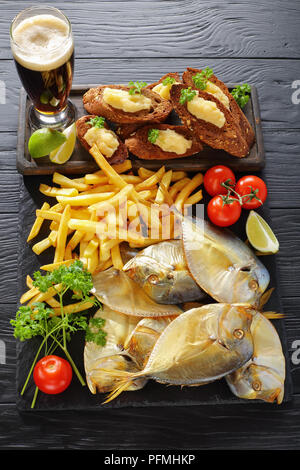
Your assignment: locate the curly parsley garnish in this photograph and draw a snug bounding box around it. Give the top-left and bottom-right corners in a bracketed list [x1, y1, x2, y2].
[179, 87, 197, 105]
[88, 116, 106, 128]
[85, 317, 107, 346]
[192, 67, 213, 90]
[11, 260, 102, 408]
[128, 81, 148, 95]
[231, 84, 251, 108]
[162, 76, 176, 86]
[148, 128, 160, 144]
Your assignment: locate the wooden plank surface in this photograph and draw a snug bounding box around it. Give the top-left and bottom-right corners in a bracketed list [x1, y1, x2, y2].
[0, 0, 299, 451]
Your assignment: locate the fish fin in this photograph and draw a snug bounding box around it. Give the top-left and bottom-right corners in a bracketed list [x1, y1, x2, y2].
[102, 379, 134, 404]
[259, 287, 275, 310]
[263, 311, 285, 319]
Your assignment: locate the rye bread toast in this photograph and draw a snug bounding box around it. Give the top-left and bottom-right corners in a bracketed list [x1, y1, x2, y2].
[75, 115, 128, 164]
[125, 124, 203, 160]
[170, 84, 249, 158]
[116, 73, 181, 141]
[182, 67, 255, 148]
[83, 85, 172, 125]
[146, 72, 182, 97]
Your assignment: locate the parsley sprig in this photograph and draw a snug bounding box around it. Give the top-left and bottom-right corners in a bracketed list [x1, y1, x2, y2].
[85, 317, 107, 346]
[87, 116, 106, 128]
[11, 260, 103, 408]
[148, 128, 160, 144]
[192, 67, 213, 90]
[179, 87, 197, 105]
[162, 76, 176, 86]
[231, 84, 251, 108]
[128, 81, 148, 95]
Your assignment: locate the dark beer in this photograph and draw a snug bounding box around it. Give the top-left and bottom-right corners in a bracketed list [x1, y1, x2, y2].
[11, 10, 74, 117]
[13, 52, 74, 114]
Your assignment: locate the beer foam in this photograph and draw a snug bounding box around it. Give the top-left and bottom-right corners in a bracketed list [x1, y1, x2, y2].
[11, 14, 73, 72]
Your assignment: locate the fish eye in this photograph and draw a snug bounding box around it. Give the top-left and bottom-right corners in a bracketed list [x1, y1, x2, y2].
[147, 274, 159, 285]
[233, 328, 244, 339]
[252, 380, 261, 391]
[248, 280, 259, 291]
[167, 272, 174, 280]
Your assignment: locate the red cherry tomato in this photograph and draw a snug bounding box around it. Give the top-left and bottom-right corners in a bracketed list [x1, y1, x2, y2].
[204, 165, 236, 197]
[235, 175, 267, 210]
[207, 195, 242, 227]
[33, 355, 72, 395]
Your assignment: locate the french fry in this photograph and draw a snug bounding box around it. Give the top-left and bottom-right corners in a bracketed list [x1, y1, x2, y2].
[57, 192, 115, 207]
[169, 177, 191, 200]
[83, 238, 99, 258]
[171, 171, 188, 182]
[28, 283, 62, 306]
[27, 202, 50, 242]
[53, 172, 90, 192]
[155, 170, 173, 204]
[39, 184, 78, 198]
[111, 242, 124, 270]
[137, 167, 154, 179]
[174, 173, 203, 212]
[40, 259, 75, 271]
[83, 210, 98, 242]
[36, 209, 62, 223]
[79, 184, 117, 195]
[87, 248, 99, 274]
[134, 166, 165, 191]
[32, 236, 53, 255]
[53, 205, 71, 263]
[66, 230, 84, 251]
[50, 298, 96, 316]
[84, 174, 109, 185]
[45, 297, 61, 308]
[99, 238, 120, 262]
[88, 184, 134, 213]
[185, 189, 203, 206]
[20, 286, 40, 304]
[26, 275, 34, 289]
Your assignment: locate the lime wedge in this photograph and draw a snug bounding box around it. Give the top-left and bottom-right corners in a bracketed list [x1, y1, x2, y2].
[28, 128, 67, 158]
[49, 123, 76, 164]
[246, 210, 279, 254]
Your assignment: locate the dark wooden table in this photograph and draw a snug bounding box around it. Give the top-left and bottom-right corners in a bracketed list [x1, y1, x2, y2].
[0, 0, 300, 451]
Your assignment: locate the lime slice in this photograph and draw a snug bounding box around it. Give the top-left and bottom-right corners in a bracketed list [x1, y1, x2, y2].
[246, 210, 279, 254]
[28, 128, 67, 158]
[49, 123, 76, 164]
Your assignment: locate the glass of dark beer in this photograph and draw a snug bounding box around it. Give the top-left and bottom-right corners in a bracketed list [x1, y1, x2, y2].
[10, 6, 75, 129]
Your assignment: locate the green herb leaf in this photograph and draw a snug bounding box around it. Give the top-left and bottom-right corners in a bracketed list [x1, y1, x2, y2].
[162, 76, 176, 86]
[87, 116, 106, 128]
[148, 128, 160, 144]
[179, 87, 197, 105]
[231, 84, 251, 108]
[192, 67, 214, 90]
[128, 81, 148, 95]
[85, 317, 107, 346]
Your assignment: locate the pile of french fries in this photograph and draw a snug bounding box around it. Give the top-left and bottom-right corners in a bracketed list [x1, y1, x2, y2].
[26, 144, 204, 275]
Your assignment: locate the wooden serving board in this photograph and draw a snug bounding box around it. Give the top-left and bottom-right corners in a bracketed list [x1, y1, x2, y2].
[15, 174, 292, 411]
[16, 83, 265, 175]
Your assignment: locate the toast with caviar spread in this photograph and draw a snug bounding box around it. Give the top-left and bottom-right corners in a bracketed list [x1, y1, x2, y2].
[125, 123, 203, 160]
[182, 67, 255, 148]
[170, 84, 249, 158]
[83, 85, 172, 125]
[76, 115, 128, 164]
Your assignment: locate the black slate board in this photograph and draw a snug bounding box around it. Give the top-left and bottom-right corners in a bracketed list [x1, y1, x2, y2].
[15, 174, 292, 411]
[16, 83, 265, 175]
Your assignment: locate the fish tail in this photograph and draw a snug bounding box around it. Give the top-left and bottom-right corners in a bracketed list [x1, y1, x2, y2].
[100, 368, 146, 404]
